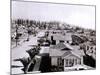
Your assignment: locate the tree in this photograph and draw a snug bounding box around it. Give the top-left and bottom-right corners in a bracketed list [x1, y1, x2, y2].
[26, 19, 30, 41]
[26, 46, 40, 59]
[26, 48, 36, 59]
[15, 19, 20, 46]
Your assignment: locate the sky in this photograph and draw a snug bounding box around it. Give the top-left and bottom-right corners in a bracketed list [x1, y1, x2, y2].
[12, 1, 95, 30]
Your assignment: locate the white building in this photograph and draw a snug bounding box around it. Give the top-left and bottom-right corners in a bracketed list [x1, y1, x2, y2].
[49, 42, 84, 71]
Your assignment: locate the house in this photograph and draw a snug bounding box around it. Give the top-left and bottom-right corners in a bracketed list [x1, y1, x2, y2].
[79, 42, 96, 68]
[48, 32, 72, 45]
[80, 42, 96, 59]
[63, 50, 84, 71]
[49, 42, 84, 71]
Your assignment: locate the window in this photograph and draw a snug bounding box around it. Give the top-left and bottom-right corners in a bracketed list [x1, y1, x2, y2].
[75, 59, 77, 65]
[91, 47, 93, 49]
[69, 59, 74, 67]
[65, 59, 68, 67]
[58, 57, 63, 67]
[65, 59, 74, 67]
[79, 59, 81, 64]
[66, 41, 69, 43]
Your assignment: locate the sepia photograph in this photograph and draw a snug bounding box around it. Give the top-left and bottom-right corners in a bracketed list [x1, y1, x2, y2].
[11, 0, 96, 74]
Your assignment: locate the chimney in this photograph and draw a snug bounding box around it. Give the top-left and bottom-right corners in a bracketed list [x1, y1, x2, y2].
[51, 36, 53, 41]
[51, 36, 56, 45]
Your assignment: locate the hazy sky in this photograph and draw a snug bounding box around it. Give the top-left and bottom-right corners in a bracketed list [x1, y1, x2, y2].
[12, 1, 95, 30]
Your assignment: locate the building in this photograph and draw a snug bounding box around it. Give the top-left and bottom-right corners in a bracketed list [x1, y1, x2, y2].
[80, 42, 96, 59]
[49, 42, 84, 71]
[48, 32, 72, 45]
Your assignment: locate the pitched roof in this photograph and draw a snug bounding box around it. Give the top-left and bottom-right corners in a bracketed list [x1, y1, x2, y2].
[63, 51, 81, 59]
[53, 33, 72, 41]
[49, 43, 74, 57]
[50, 43, 67, 50]
[64, 43, 73, 50]
[62, 51, 71, 57]
[63, 49, 85, 59]
[48, 32, 72, 41]
[50, 43, 73, 50]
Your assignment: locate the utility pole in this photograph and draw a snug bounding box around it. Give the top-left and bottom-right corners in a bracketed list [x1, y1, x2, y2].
[15, 23, 18, 46]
